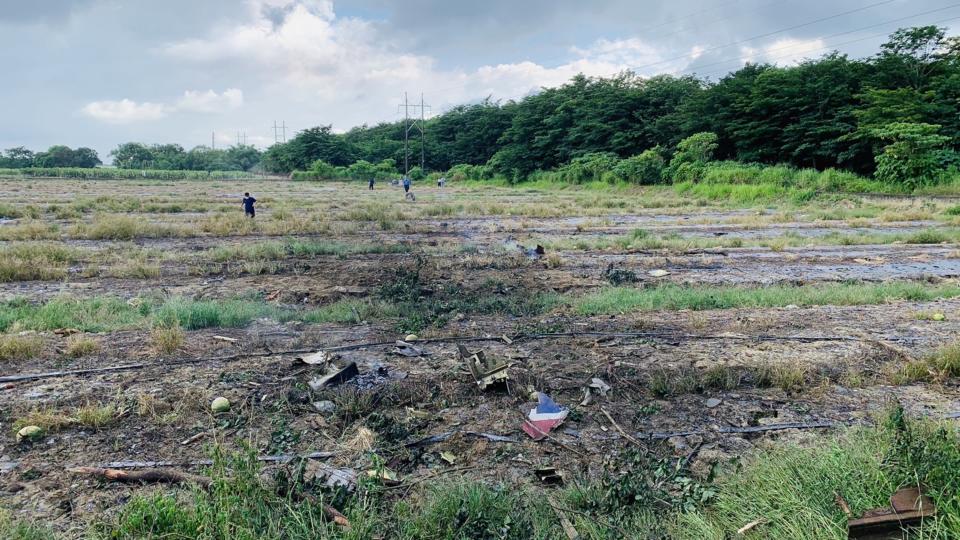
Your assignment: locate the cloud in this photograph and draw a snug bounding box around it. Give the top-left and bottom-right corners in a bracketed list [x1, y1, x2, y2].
[740, 37, 828, 66]
[176, 88, 244, 113]
[82, 89, 243, 124]
[81, 99, 167, 124]
[161, 1, 675, 111]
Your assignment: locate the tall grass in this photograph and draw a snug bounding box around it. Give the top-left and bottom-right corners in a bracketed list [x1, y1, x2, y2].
[675, 409, 960, 539]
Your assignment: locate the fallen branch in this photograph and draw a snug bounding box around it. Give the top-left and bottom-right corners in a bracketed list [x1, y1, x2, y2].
[68, 467, 211, 488]
[600, 407, 648, 452]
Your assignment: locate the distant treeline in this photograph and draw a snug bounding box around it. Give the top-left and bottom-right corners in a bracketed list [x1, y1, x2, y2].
[0, 144, 263, 172]
[264, 26, 960, 187]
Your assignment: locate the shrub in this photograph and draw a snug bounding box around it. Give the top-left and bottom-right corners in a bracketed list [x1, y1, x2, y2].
[150, 323, 184, 354]
[873, 122, 950, 189]
[0, 333, 43, 361]
[65, 334, 99, 358]
[611, 148, 666, 184]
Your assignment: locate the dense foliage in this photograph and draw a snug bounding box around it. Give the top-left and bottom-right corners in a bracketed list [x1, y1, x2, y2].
[0, 145, 100, 168]
[110, 143, 262, 171]
[258, 26, 960, 188]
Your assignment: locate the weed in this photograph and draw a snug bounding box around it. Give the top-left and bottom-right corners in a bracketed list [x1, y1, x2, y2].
[0, 333, 43, 361]
[701, 365, 742, 390]
[74, 403, 116, 429]
[64, 334, 99, 358]
[151, 323, 184, 354]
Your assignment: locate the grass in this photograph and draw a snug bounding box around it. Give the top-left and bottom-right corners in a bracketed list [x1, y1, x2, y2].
[209, 239, 409, 262]
[895, 340, 960, 383]
[574, 281, 960, 316]
[64, 334, 99, 358]
[150, 323, 185, 354]
[0, 333, 43, 361]
[675, 407, 960, 539]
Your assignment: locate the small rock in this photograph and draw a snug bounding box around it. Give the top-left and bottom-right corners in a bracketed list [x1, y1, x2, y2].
[648, 269, 671, 278]
[312, 400, 336, 414]
[705, 398, 722, 409]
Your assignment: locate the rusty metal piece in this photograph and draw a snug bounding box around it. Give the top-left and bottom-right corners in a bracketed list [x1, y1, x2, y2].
[847, 486, 936, 539]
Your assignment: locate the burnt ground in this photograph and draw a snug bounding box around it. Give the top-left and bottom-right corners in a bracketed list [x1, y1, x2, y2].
[0, 179, 958, 537]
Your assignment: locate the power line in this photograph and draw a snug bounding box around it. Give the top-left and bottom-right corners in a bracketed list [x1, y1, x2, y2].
[670, 2, 960, 78]
[621, 0, 897, 74]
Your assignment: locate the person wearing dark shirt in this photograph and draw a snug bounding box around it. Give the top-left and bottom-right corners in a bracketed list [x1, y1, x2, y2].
[369, 177, 375, 190]
[242, 192, 256, 218]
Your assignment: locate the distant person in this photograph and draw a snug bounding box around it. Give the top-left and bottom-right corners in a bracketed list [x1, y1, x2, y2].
[368, 177, 375, 190]
[438, 176, 446, 188]
[242, 192, 256, 218]
[402, 176, 411, 194]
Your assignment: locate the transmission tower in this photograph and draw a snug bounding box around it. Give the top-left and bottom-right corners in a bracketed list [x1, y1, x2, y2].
[272, 121, 287, 144]
[397, 92, 431, 175]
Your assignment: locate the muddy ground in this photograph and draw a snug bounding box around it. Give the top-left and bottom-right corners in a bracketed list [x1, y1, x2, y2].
[0, 179, 958, 537]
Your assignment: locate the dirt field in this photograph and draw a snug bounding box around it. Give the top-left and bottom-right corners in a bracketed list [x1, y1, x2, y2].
[1, 178, 958, 537]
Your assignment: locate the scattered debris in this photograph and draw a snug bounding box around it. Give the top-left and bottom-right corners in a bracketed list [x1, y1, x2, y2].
[210, 397, 231, 413]
[16, 425, 42, 443]
[180, 432, 207, 446]
[265, 289, 281, 301]
[603, 263, 638, 285]
[212, 335, 238, 343]
[304, 462, 357, 491]
[848, 486, 936, 538]
[464, 431, 518, 443]
[549, 498, 580, 540]
[440, 452, 457, 465]
[68, 467, 211, 488]
[459, 344, 510, 390]
[648, 269, 671, 278]
[522, 392, 569, 441]
[297, 351, 330, 365]
[405, 432, 456, 448]
[736, 519, 765, 534]
[534, 466, 564, 485]
[600, 407, 647, 450]
[308, 362, 359, 390]
[366, 468, 400, 486]
[312, 400, 337, 414]
[393, 341, 428, 357]
[589, 378, 611, 396]
[705, 398, 722, 409]
[404, 334, 419, 342]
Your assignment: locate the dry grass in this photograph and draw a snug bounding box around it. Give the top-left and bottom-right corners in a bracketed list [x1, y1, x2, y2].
[65, 334, 100, 358]
[74, 403, 117, 429]
[150, 323, 185, 354]
[0, 333, 43, 361]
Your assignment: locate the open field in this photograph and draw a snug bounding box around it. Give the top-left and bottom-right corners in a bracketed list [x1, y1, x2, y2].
[1, 178, 959, 538]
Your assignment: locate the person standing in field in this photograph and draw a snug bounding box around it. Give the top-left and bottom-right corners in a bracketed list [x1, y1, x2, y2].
[369, 177, 375, 190]
[242, 192, 256, 218]
[402, 176, 411, 194]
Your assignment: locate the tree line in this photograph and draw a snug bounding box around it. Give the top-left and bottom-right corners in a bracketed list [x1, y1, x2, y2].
[262, 26, 960, 187]
[0, 146, 101, 169]
[0, 143, 262, 172]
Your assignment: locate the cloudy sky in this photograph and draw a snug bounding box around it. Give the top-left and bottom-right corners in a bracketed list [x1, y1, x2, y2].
[2, 0, 958, 161]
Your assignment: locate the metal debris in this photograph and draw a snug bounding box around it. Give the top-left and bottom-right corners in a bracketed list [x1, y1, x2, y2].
[393, 341, 428, 357]
[534, 466, 564, 485]
[308, 362, 359, 391]
[522, 392, 569, 441]
[848, 486, 936, 538]
[459, 344, 510, 390]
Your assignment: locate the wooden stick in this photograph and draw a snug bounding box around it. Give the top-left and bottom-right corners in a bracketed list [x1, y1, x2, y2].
[600, 407, 648, 451]
[68, 466, 211, 488]
[102, 451, 335, 469]
[548, 497, 581, 540]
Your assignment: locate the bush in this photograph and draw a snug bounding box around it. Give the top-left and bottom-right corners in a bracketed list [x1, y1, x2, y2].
[610, 148, 666, 184]
[666, 132, 718, 183]
[874, 123, 950, 189]
[555, 152, 620, 184]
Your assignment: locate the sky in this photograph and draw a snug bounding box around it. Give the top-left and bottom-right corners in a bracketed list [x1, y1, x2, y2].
[1, 0, 958, 162]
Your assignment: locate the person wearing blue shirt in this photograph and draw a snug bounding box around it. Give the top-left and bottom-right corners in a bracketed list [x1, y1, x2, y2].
[242, 192, 256, 218]
[402, 176, 411, 193]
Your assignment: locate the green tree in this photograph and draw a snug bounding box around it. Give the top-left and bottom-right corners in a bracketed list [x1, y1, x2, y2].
[873, 122, 950, 188]
[111, 143, 154, 169]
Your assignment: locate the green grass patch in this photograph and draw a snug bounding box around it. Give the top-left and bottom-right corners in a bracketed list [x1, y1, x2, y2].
[574, 282, 960, 316]
[675, 407, 960, 539]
